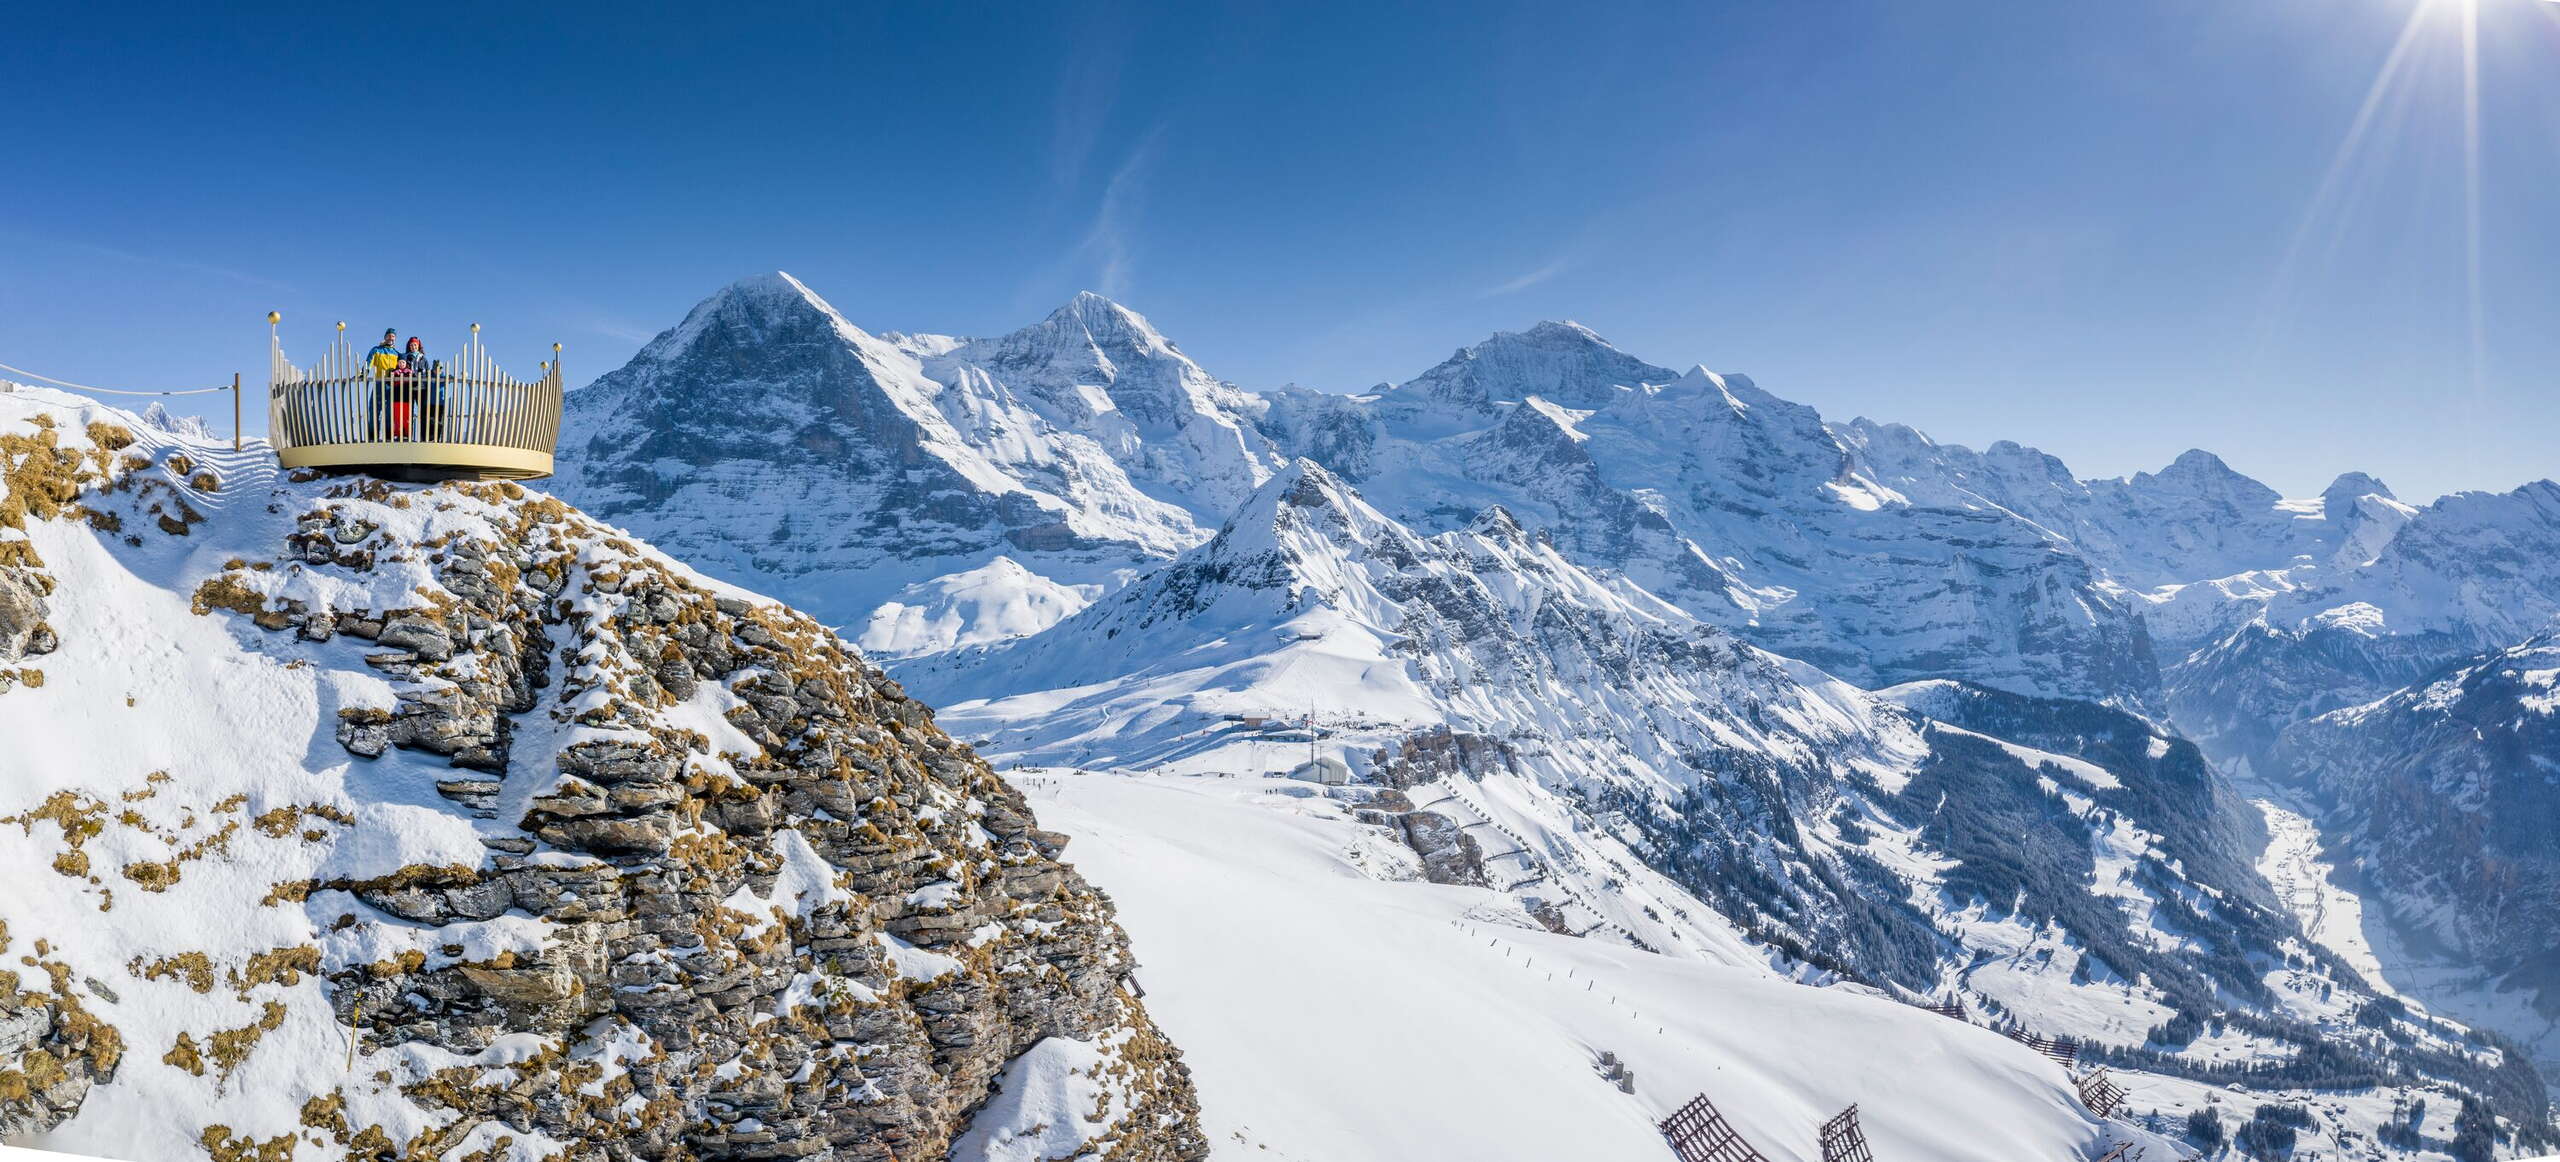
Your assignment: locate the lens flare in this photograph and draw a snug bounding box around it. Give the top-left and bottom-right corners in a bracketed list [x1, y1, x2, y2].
[2260, 0, 2511, 418]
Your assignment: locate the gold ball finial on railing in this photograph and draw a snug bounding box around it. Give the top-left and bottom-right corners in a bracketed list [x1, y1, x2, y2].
[266, 310, 281, 326]
[471, 322, 481, 334]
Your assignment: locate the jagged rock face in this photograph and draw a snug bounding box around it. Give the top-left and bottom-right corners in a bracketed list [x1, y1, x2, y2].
[199, 478, 1205, 1162]
[0, 564, 55, 665]
[1576, 371, 2160, 703]
[0, 385, 1204, 1162]
[1374, 320, 1673, 433]
[555, 274, 1205, 628]
[2272, 636, 2560, 1071]
[0, 976, 120, 1140]
[1840, 429, 2398, 592]
[1263, 345, 2160, 705]
[2154, 482, 2560, 780]
[2163, 618, 2462, 782]
[910, 292, 1277, 521]
[1350, 782, 1490, 889]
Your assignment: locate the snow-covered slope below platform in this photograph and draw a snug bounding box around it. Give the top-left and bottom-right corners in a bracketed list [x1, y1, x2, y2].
[1026, 769, 2173, 1162]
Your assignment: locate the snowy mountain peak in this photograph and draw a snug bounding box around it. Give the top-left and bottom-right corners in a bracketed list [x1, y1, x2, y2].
[1029, 290, 1183, 356]
[1383, 320, 1677, 423]
[1675, 363, 1723, 387]
[908, 290, 1277, 519]
[2135, 448, 2280, 504]
[1251, 457, 1369, 524]
[957, 290, 1206, 410]
[2322, 470, 2396, 507]
[555, 273, 1214, 628]
[1518, 319, 1608, 344]
[639, 269, 859, 361]
[2318, 471, 2413, 564]
[1462, 503, 1550, 551]
[728, 267, 823, 304]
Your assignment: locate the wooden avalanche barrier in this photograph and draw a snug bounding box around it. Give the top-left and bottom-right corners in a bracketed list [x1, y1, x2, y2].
[2002, 1027, 2081, 1068]
[1819, 1105, 1876, 1162]
[1659, 1094, 1772, 1162]
[2075, 1067, 2125, 1119]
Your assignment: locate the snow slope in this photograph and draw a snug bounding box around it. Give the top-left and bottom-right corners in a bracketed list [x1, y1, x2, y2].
[900, 461, 2543, 1154]
[1026, 768, 2166, 1162]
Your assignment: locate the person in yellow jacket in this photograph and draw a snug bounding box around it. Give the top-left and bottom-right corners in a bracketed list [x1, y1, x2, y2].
[365, 328, 403, 439]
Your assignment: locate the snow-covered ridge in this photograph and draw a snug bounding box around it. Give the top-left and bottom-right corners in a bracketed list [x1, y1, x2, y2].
[554, 272, 1217, 630]
[0, 385, 1204, 1162]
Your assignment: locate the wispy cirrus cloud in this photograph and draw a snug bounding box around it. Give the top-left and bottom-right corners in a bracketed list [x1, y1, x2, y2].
[1479, 256, 1572, 298]
[1015, 125, 1165, 313]
[1080, 129, 1163, 300]
[1, 230, 294, 293]
[1048, 6, 1131, 195]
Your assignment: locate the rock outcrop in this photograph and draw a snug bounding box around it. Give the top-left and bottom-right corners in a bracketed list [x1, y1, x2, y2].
[179, 476, 1207, 1162]
[0, 959, 122, 1141]
[0, 381, 1203, 1162]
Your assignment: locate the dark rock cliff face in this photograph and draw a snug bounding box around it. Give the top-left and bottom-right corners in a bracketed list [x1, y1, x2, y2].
[170, 476, 1206, 1162]
[555, 275, 1025, 574]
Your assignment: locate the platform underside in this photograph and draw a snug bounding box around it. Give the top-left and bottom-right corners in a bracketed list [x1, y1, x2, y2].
[275, 441, 553, 482]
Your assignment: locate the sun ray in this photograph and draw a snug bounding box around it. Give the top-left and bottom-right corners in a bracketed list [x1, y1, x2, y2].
[2460, 0, 2485, 416]
[2252, 0, 2435, 370]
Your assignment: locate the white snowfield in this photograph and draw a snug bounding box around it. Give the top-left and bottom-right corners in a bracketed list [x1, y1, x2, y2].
[2, 1147, 133, 1162]
[1024, 769, 2171, 1162]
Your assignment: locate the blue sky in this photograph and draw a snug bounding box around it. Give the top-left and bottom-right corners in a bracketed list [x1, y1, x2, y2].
[3, 0, 2554, 500]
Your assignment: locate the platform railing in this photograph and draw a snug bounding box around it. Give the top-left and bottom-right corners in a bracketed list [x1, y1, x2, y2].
[267, 321, 562, 479]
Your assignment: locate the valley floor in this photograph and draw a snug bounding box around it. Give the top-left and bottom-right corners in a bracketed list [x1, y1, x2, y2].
[2246, 785, 2560, 1088]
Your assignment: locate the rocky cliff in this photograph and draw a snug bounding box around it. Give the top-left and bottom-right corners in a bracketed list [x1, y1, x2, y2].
[0, 385, 1202, 1162]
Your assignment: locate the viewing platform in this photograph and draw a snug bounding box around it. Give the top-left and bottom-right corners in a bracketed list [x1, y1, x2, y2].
[267, 319, 563, 482]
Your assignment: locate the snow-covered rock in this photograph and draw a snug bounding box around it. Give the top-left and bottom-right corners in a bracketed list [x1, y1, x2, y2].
[892, 291, 1279, 522]
[0, 386, 1204, 1162]
[553, 273, 1208, 631]
[854, 556, 1097, 660]
[1263, 332, 2161, 706]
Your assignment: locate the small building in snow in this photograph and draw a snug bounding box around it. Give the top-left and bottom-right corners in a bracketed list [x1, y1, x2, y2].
[1286, 755, 1352, 785]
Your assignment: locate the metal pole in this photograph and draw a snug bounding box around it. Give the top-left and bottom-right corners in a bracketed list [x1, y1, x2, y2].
[232, 373, 241, 451]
